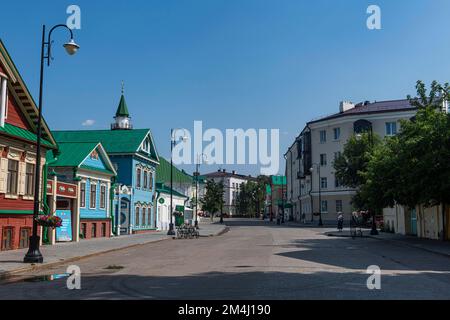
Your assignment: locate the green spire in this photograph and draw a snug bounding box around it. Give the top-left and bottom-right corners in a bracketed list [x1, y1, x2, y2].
[115, 94, 129, 117]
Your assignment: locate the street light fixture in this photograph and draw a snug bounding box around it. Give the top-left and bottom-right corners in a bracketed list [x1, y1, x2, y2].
[167, 128, 188, 236]
[24, 24, 80, 264]
[310, 163, 323, 227]
[194, 153, 208, 229]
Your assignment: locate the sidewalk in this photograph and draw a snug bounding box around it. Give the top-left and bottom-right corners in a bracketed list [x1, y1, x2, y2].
[325, 228, 450, 258]
[0, 222, 227, 279]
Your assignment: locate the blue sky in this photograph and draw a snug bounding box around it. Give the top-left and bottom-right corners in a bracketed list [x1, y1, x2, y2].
[1, 0, 450, 176]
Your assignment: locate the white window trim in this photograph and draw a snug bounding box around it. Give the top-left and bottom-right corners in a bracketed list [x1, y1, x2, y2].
[22, 161, 36, 200]
[99, 184, 107, 209]
[79, 180, 87, 208]
[5, 150, 21, 199]
[89, 181, 97, 210]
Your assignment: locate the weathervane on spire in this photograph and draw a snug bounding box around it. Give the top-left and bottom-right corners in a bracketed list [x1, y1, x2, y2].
[121, 80, 125, 95]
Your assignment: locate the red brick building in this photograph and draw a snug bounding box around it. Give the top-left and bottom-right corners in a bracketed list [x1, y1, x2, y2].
[0, 39, 57, 251]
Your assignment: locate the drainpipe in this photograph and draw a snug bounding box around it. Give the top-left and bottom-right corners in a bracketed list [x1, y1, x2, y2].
[155, 190, 161, 230]
[110, 177, 117, 236]
[304, 125, 314, 223]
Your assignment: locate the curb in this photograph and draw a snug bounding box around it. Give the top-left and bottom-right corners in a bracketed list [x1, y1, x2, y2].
[0, 237, 171, 282]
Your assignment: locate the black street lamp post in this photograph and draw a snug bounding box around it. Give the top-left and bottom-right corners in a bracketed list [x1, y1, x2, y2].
[167, 128, 187, 236]
[24, 24, 79, 264]
[194, 153, 208, 229]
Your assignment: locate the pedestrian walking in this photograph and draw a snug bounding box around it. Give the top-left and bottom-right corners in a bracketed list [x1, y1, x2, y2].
[337, 212, 344, 232]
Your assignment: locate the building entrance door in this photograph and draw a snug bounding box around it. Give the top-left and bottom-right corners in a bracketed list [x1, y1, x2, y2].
[120, 198, 130, 234]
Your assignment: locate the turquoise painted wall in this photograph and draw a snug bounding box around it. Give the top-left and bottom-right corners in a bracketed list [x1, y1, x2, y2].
[79, 178, 109, 219]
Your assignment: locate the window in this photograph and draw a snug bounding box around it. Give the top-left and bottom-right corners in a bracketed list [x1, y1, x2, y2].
[335, 175, 343, 188]
[80, 182, 86, 208]
[136, 168, 141, 188]
[100, 185, 106, 209]
[333, 128, 341, 140]
[7, 159, 18, 194]
[336, 200, 343, 213]
[2, 227, 13, 250]
[90, 183, 97, 209]
[320, 154, 327, 166]
[147, 207, 151, 227]
[91, 223, 97, 238]
[149, 172, 153, 191]
[81, 223, 87, 239]
[142, 207, 146, 225]
[321, 200, 328, 213]
[385, 122, 397, 136]
[19, 228, 30, 249]
[25, 163, 35, 196]
[334, 152, 342, 161]
[135, 207, 140, 226]
[101, 223, 107, 237]
[320, 130, 327, 143]
[320, 177, 328, 189]
[143, 171, 148, 190]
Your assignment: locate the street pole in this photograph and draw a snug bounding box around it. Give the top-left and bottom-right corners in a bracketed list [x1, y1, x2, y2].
[24, 24, 79, 264]
[195, 159, 199, 229]
[167, 129, 175, 236]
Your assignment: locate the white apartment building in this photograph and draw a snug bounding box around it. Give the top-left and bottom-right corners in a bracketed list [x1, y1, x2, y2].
[203, 169, 256, 216]
[285, 99, 417, 224]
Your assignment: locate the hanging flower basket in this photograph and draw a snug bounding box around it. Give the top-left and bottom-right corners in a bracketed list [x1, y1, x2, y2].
[36, 215, 63, 229]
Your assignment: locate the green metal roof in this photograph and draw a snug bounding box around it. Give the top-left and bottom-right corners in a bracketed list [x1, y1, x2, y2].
[52, 129, 158, 161]
[156, 157, 193, 184]
[0, 123, 54, 148]
[46, 142, 98, 167]
[46, 142, 115, 176]
[156, 182, 188, 198]
[115, 95, 130, 117]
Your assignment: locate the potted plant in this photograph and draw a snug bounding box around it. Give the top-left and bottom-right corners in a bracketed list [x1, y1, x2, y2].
[35, 215, 63, 229]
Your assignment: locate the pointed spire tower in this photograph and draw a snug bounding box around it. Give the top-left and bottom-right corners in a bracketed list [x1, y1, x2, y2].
[111, 81, 133, 130]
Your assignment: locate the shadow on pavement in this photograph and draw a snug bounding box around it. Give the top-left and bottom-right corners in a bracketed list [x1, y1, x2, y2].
[0, 269, 449, 300]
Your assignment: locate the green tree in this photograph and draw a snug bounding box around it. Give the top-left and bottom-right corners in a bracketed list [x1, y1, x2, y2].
[334, 133, 381, 189]
[351, 81, 450, 218]
[200, 180, 225, 221]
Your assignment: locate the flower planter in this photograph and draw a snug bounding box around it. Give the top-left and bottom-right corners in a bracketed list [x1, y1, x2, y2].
[35, 215, 63, 229]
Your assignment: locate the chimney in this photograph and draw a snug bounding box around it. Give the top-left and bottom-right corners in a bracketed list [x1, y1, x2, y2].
[339, 101, 355, 113]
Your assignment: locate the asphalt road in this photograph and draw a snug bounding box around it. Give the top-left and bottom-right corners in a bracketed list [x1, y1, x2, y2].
[1, 219, 450, 300]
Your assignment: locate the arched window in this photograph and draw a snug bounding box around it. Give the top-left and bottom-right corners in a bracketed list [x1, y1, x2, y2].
[147, 206, 152, 226]
[353, 119, 372, 134]
[135, 206, 140, 226]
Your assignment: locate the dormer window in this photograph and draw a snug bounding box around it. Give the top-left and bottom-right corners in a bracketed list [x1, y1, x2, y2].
[0, 77, 8, 127]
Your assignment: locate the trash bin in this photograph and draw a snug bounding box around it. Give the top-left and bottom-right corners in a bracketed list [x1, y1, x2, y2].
[175, 215, 184, 226]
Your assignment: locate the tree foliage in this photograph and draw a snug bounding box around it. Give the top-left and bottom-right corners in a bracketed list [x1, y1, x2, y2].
[200, 180, 224, 219]
[339, 81, 450, 213]
[334, 133, 381, 189]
